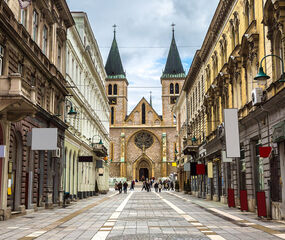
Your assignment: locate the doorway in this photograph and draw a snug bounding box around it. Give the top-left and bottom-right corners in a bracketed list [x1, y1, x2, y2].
[139, 168, 149, 181]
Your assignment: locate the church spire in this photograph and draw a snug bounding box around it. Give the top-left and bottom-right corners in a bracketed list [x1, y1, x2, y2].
[162, 24, 185, 79]
[105, 25, 126, 78]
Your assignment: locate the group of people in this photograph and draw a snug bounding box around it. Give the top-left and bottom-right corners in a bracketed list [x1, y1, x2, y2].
[114, 178, 175, 194]
[114, 180, 136, 194]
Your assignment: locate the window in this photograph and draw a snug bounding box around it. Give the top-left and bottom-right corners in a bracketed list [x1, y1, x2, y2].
[170, 83, 174, 94]
[114, 84, 117, 95]
[20, 9, 27, 28]
[142, 103, 146, 124]
[18, 62, 23, 75]
[57, 45, 62, 70]
[245, 1, 250, 28]
[108, 84, 112, 95]
[275, 31, 284, 80]
[0, 45, 4, 75]
[175, 83, 179, 94]
[33, 10, 38, 42]
[111, 107, 114, 125]
[43, 25, 48, 55]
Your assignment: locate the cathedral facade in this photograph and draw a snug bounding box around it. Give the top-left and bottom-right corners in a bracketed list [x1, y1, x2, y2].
[105, 29, 185, 180]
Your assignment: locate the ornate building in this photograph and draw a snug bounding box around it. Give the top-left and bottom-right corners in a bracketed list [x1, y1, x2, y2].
[106, 28, 185, 180]
[65, 12, 110, 200]
[0, 0, 73, 219]
[178, 0, 285, 220]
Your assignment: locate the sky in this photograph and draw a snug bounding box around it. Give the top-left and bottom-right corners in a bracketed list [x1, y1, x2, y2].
[66, 0, 219, 114]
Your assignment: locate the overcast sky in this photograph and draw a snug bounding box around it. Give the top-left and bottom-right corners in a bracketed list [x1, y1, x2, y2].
[66, 0, 219, 114]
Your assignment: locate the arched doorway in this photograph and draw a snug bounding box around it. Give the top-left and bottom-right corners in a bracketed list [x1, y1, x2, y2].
[136, 159, 153, 181]
[9, 132, 23, 211]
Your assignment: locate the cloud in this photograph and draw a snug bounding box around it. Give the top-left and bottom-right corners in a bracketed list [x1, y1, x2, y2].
[67, 0, 219, 114]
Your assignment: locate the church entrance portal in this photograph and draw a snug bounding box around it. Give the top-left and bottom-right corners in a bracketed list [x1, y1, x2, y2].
[139, 168, 149, 181]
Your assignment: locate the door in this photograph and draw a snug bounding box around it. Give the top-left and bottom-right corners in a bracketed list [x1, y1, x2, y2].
[139, 168, 149, 181]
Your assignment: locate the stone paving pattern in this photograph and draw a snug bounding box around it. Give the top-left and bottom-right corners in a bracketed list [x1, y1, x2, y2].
[0, 187, 284, 239]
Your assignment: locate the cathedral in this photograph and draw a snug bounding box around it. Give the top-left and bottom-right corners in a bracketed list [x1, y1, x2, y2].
[105, 28, 185, 180]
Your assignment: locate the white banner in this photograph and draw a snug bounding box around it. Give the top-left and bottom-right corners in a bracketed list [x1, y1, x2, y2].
[222, 150, 232, 162]
[32, 128, 58, 150]
[224, 109, 240, 158]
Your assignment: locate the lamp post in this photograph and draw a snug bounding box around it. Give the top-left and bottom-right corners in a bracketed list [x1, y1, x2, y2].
[66, 99, 77, 115]
[254, 54, 285, 84]
[90, 135, 103, 147]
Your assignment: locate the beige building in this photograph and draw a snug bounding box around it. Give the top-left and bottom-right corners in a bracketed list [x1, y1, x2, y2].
[106, 29, 185, 180]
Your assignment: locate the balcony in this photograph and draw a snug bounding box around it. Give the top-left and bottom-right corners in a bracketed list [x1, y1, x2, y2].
[0, 74, 37, 121]
[183, 138, 198, 157]
[92, 143, 108, 157]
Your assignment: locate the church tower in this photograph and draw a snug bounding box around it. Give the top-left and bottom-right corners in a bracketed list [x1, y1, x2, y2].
[105, 26, 128, 126]
[161, 25, 186, 125]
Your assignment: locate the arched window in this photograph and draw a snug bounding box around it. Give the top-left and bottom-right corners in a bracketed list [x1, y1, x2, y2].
[170, 83, 174, 94]
[111, 107, 114, 125]
[108, 84, 112, 95]
[114, 84, 118, 95]
[142, 103, 146, 124]
[175, 83, 179, 94]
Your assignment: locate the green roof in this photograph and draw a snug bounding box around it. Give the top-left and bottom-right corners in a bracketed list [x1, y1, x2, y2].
[162, 31, 185, 79]
[105, 32, 126, 78]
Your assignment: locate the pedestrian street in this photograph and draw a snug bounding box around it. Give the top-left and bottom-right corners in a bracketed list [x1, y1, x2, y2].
[0, 186, 285, 240]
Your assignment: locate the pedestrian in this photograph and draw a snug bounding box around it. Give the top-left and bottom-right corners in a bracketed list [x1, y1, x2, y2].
[141, 181, 146, 191]
[158, 182, 162, 192]
[130, 180, 135, 190]
[114, 181, 118, 191]
[118, 181, 122, 194]
[123, 181, 128, 194]
[154, 182, 158, 192]
[170, 181, 174, 191]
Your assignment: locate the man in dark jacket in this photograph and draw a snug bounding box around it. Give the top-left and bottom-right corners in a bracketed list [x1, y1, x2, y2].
[118, 181, 122, 194]
[123, 181, 128, 194]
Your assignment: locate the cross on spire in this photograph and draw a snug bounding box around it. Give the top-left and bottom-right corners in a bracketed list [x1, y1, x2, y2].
[113, 24, 117, 37]
[171, 23, 175, 35]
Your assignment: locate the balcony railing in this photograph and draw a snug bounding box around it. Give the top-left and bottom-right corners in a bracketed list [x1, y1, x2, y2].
[0, 73, 37, 121]
[92, 143, 108, 157]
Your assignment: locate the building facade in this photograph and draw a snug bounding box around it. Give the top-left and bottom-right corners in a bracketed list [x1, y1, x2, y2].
[178, 0, 285, 220]
[65, 12, 110, 199]
[0, 0, 73, 219]
[107, 29, 185, 180]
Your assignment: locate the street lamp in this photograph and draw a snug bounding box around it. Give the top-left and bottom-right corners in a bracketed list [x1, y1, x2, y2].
[66, 99, 77, 115]
[90, 135, 103, 147]
[254, 54, 285, 84]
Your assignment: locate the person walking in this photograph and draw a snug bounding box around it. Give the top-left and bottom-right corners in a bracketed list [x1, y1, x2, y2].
[158, 182, 162, 193]
[114, 181, 118, 191]
[118, 181, 122, 194]
[123, 181, 128, 194]
[130, 180, 135, 190]
[154, 182, 158, 192]
[170, 181, 174, 191]
[141, 181, 146, 191]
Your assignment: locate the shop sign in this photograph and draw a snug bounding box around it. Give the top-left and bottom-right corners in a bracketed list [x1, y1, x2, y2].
[78, 156, 93, 162]
[32, 128, 58, 150]
[184, 162, 190, 171]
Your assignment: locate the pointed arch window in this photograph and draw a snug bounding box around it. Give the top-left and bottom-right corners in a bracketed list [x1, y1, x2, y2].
[108, 84, 112, 95]
[114, 84, 118, 95]
[142, 103, 146, 124]
[175, 83, 179, 94]
[170, 83, 174, 94]
[111, 107, 114, 125]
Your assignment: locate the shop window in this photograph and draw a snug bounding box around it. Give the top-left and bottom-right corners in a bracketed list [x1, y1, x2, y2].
[239, 145, 246, 190]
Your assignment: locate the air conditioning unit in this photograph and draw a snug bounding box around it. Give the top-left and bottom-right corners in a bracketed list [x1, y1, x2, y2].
[52, 148, 60, 158]
[252, 88, 263, 106]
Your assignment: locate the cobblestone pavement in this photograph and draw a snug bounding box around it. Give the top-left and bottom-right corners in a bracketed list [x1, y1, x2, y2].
[0, 188, 285, 240]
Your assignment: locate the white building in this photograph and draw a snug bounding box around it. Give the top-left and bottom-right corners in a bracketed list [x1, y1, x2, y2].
[64, 12, 110, 199]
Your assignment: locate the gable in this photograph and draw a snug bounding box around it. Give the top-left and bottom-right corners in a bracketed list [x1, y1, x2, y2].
[125, 98, 162, 125]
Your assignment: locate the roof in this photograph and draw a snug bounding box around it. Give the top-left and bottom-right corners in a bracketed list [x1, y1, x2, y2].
[105, 31, 126, 78]
[162, 30, 185, 79]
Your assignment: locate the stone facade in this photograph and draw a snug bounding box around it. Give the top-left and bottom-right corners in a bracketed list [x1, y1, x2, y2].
[179, 0, 285, 220]
[0, 0, 74, 219]
[106, 30, 185, 181]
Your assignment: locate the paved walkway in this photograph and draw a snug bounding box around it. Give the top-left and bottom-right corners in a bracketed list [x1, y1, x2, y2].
[0, 188, 285, 239]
